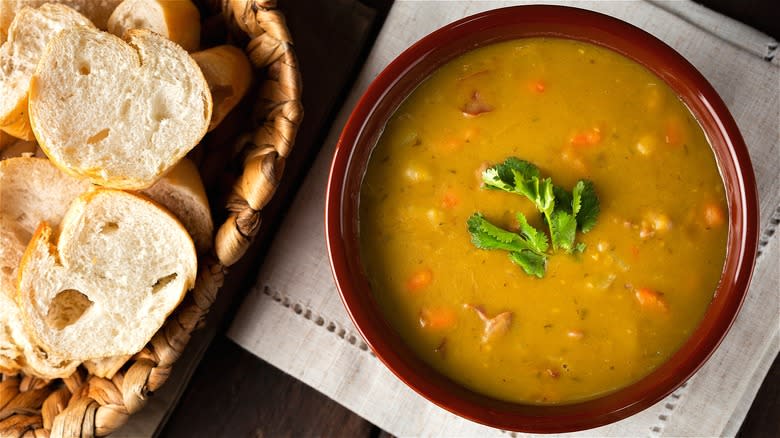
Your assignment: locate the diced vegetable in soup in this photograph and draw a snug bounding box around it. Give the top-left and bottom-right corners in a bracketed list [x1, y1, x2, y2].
[358, 38, 728, 404]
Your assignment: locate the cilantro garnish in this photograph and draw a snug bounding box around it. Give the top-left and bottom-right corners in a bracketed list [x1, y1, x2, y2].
[573, 179, 599, 233]
[467, 213, 547, 278]
[468, 157, 600, 278]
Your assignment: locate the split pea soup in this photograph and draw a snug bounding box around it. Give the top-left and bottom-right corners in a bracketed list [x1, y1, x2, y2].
[358, 38, 728, 405]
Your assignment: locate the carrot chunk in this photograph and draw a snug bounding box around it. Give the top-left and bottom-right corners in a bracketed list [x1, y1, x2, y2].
[419, 307, 457, 330]
[527, 79, 546, 93]
[635, 287, 669, 312]
[406, 268, 433, 292]
[570, 127, 602, 146]
[441, 189, 459, 209]
[703, 202, 726, 228]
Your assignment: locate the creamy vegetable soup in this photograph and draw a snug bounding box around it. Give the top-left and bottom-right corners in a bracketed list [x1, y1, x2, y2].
[358, 38, 728, 404]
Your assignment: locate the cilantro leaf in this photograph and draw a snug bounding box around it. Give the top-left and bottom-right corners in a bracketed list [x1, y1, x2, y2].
[550, 210, 577, 252]
[508, 250, 546, 278]
[467, 213, 536, 254]
[498, 157, 540, 181]
[516, 212, 548, 253]
[467, 213, 548, 278]
[575, 179, 599, 233]
[571, 181, 584, 216]
[482, 168, 515, 192]
[553, 185, 573, 214]
[538, 177, 556, 220]
[482, 158, 539, 194]
[482, 159, 556, 224]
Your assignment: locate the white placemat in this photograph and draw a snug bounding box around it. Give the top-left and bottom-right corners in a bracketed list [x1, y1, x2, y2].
[228, 1, 780, 436]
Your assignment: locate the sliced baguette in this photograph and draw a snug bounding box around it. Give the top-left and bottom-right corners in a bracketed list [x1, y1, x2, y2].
[29, 27, 212, 189]
[0, 157, 91, 378]
[191, 45, 253, 131]
[0, 157, 92, 233]
[143, 158, 213, 253]
[0, 216, 27, 374]
[108, 0, 200, 52]
[0, 0, 121, 42]
[0, 3, 95, 140]
[17, 189, 197, 361]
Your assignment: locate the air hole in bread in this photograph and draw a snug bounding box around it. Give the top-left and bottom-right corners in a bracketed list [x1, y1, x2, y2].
[46, 289, 93, 330]
[151, 273, 178, 294]
[1, 267, 12, 276]
[120, 99, 132, 117]
[87, 128, 110, 144]
[99, 222, 119, 234]
[79, 64, 90, 75]
[152, 95, 171, 122]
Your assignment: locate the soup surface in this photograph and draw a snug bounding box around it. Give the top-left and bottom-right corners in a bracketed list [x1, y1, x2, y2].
[359, 38, 728, 404]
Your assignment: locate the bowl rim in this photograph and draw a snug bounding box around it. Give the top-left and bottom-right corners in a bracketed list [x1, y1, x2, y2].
[325, 5, 759, 433]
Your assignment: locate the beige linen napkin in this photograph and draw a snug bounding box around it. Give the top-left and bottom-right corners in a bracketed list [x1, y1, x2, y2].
[228, 1, 780, 436]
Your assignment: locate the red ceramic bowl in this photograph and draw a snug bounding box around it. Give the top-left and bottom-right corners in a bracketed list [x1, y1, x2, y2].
[325, 5, 758, 433]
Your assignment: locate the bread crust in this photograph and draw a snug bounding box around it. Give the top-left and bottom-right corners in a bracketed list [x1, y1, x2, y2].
[143, 158, 213, 252]
[108, 0, 200, 52]
[0, 95, 34, 140]
[192, 45, 253, 131]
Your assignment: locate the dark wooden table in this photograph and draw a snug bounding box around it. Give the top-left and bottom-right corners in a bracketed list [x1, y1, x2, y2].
[162, 1, 779, 436]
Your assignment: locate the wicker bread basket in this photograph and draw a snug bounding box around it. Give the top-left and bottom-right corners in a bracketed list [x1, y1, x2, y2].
[0, 0, 302, 436]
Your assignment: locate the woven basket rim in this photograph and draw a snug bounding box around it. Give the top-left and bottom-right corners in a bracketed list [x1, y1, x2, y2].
[0, 1, 302, 436]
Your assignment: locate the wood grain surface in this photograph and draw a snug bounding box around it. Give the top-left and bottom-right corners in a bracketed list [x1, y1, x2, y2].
[162, 1, 777, 436]
[163, 338, 378, 437]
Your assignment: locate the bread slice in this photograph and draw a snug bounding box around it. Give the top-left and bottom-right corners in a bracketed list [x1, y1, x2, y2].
[0, 157, 93, 233]
[0, 157, 91, 378]
[0, 0, 122, 42]
[191, 45, 253, 131]
[83, 159, 211, 377]
[0, 3, 95, 140]
[108, 0, 200, 52]
[0, 216, 27, 374]
[28, 27, 212, 190]
[143, 158, 213, 253]
[17, 189, 197, 361]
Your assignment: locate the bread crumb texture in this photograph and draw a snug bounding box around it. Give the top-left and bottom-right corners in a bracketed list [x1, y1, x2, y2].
[29, 27, 212, 189]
